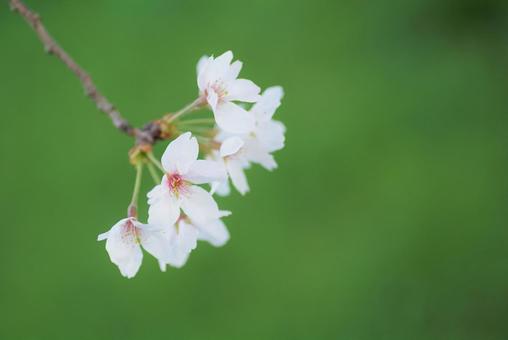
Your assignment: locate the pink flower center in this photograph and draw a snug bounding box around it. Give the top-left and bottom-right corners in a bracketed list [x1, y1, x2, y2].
[166, 173, 187, 195]
[210, 80, 228, 99]
[122, 219, 140, 244]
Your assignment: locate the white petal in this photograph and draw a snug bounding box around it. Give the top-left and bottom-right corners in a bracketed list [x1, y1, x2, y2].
[165, 248, 190, 268]
[251, 86, 284, 122]
[197, 56, 214, 91]
[211, 180, 231, 197]
[148, 194, 181, 228]
[227, 160, 249, 195]
[97, 231, 109, 241]
[224, 79, 260, 103]
[207, 89, 219, 111]
[146, 182, 166, 205]
[159, 260, 167, 272]
[196, 218, 230, 247]
[198, 51, 233, 90]
[139, 225, 173, 262]
[155, 225, 191, 269]
[214, 102, 255, 134]
[103, 219, 143, 279]
[181, 185, 220, 225]
[196, 55, 209, 76]
[220, 136, 244, 157]
[185, 160, 226, 185]
[161, 132, 198, 174]
[176, 220, 198, 253]
[219, 210, 232, 218]
[225, 60, 242, 82]
[256, 120, 286, 152]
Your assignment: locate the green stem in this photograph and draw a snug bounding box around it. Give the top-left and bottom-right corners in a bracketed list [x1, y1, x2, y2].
[130, 162, 143, 207]
[181, 126, 212, 133]
[146, 152, 166, 173]
[128, 162, 143, 217]
[165, 97, 205, 123]
[147, 162, 162, 184]
[177, 118, 216, 126]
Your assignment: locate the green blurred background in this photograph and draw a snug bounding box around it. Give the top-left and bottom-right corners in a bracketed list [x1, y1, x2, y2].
[1, 0, 508, 339]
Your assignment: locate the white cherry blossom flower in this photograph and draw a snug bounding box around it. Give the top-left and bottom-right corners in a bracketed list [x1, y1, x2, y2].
[211, 136, 250, 196]
[211, 86, 285, 195]
[147, 132, 226, 230]
[197, 51, 260, 134]
[97, 217, 172, 278]
[250, 86, 286, 150]
[158, 212, 231, 271]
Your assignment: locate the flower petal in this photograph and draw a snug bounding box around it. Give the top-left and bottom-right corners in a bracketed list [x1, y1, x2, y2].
[198, 51, 233, 91]
[225, 60, 242, 82]
[197, 56, 214, 91]
[256, 120, 286, 152]
[224, 79, 260, 103]
[196, 55, 209, 77]
[207, 89, 219, 111]
[181, 185, 220, 225]
[227, 160, 249, 195]
[214, 102, 255, 134]
[147, 194, 181, 228]
[185, 160, 226, 185]
[165, 248, 190, 268]
[244, 141, 277, 170]
[220, 136, 244, 157]
[251, 86, 284, 122]
[139, 225, 173, 262]
[211, 180, 231, 197]
[161, 132, 198, 174]
[196, 218, 230, 247]
[176, 220, 198, 254]
[103, 219, 143, 279]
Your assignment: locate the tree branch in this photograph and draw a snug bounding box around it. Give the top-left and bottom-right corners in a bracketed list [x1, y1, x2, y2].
[9, 0, 159, 143]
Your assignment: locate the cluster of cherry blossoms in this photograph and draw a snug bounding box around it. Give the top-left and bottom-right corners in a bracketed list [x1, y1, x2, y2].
[98, 51, 286, 278]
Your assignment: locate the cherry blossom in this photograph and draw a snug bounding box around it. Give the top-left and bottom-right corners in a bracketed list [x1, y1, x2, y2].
[211, 86, 285, 195]
[147, 132, 226, 230]
[97, 217, 172, 278]
[158, 212, 231, 271]
[197, 51, 260, 134]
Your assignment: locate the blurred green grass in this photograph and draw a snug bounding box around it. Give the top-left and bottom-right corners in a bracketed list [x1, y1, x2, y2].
[1, 0, 508, 339]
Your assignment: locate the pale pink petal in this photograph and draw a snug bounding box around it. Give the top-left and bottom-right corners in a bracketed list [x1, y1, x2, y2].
[251, 86, 284, 122]
[147, 195, 181, 228]
[139, 225, 173, 262]
[181, 185, 220, 225]
[256, 120, 286, 152]
[210, 180, 231, 197]
[197, 56, 214, 91]
[185, 160, 226, 184]
[220, 136, 244, 157]
[102, 219, 143, 279]
[165, 248, 190, 268]
[196, 55, 209, 76]
[196, 218, 230, 247]
[161, 132, 198, 174]
[176, 220, 198, 254]
[226, 160, 249, 195]
[245, 144, 277, 170]
[214, 102, 255, 134]
[207, 89, 219, 111]
[224, 79, 260, 103]
[225, 60, 243, 82]
[198, 51, 233, 90]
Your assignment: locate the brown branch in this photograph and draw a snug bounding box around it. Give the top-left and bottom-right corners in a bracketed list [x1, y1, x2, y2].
[10, 0, 160, 144]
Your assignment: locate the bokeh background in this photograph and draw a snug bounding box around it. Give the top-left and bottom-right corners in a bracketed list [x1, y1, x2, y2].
[1, 0, 508, 339]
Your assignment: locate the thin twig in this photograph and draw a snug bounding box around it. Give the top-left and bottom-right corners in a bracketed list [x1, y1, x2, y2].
[10, 0, 147, 140]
